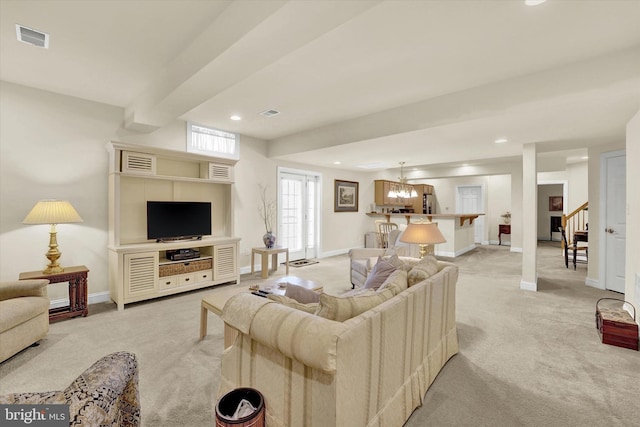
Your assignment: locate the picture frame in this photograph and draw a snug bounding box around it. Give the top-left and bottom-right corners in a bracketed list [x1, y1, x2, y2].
[549, 196, 563, 212]
[334, 180, 359, 212]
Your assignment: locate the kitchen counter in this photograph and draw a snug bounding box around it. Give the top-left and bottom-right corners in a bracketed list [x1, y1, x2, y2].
[367, 212, 485, 257]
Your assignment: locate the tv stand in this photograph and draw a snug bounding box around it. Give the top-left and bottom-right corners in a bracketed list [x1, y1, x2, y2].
[107, 142, 240, 311]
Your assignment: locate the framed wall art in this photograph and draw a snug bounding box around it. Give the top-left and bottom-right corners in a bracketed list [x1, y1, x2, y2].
[549, 196, 563, 211]
[334, 180, 359, 212]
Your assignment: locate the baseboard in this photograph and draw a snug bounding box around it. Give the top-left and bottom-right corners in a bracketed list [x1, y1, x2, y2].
[50, 291, 111, 309]
[510, 247, 523, 253]
[320, 248, 351, 258]
[585, 277, 603, 289]
[489, 239, 511, 246]
[520, 278, 537, 291]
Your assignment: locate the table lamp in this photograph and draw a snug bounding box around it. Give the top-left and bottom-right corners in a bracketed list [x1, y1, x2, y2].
[399, 222, 446, 259]
[23, 200, 83, 274]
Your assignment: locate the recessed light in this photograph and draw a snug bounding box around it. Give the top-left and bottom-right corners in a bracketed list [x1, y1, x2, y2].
[525, 0, 547, 6]
[581, 156, 588, 160]
[462, 163, 469, 167]
[494, 138, 508, 144]
[333, 161, 341, 165]
[230, 115, 241, 121]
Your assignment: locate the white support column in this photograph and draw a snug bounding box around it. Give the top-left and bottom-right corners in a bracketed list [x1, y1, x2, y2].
[521, 144, 538, 291]
[510, 162, 523, 252]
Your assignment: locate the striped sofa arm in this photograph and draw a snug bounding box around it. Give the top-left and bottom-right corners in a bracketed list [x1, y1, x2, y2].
[223, 293, 348, 373]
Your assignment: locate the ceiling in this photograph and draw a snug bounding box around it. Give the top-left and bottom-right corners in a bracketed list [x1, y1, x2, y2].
[1, 0, 639, 172]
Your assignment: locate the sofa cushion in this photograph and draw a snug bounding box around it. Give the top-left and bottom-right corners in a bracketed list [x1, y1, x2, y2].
[363, 257, 397, 290]
[284, 284, 321, 304]
[0, 297, 49, 331]
[315, 287, 395, 322]
[267, 294, 319, 314]
[407, 255, 439, 286]
[377, 269, 408, 295]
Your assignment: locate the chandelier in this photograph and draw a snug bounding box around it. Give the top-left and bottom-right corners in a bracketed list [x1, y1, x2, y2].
[387, 162, 418, 198]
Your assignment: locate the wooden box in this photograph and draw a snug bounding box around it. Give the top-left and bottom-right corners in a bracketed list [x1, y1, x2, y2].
[595, 299, 638, 351]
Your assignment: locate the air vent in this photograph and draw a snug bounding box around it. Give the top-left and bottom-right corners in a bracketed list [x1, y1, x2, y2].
[208, 162, 234, 182]
[16, 25, 49, 48]
[260, 109, 280, 117]
[122, 151, 156, 175]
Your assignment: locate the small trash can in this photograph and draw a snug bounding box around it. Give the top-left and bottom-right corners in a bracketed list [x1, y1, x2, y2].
[215, 387, 265, 427]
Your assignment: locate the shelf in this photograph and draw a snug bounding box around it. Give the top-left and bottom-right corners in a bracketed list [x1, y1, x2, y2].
[158, 255, 213, 265]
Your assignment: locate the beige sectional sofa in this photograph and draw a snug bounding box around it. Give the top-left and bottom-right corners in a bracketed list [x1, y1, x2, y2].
[219, 260, 458, 427]
[0, 279, 50, 363]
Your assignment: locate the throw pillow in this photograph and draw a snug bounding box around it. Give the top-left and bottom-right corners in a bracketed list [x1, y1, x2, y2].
[407, 255, 439, 286]
[382, 253, 405, 270]
[315, 287, 395, 322]
[377, 269, 408, 295]
[267, 294, 318, 314]
[284, 284, 321, 304]
[363, 257, 397, 290]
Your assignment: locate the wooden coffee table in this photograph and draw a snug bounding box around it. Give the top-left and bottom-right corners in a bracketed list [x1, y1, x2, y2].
[199, 276, 322, 345]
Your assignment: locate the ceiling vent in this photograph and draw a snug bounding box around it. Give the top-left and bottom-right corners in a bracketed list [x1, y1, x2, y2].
[16, 24, 49, 48]
[260, 109, 280, 117]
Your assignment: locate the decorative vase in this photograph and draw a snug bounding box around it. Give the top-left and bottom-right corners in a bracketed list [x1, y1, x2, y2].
[504, 216, 511, 224]
[263, 232, 276, 248]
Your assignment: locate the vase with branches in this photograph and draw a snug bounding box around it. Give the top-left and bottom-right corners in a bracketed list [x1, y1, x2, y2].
[501, 211, 511, 224]
[259, 184, 276, 248]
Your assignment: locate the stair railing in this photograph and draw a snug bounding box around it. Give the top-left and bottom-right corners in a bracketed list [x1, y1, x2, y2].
[561, 201, 588, 249]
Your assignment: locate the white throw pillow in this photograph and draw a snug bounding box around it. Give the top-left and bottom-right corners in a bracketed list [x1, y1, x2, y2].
[407, 255, 439, 286]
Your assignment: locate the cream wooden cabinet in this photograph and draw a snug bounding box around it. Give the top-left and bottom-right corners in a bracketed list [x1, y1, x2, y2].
[107, 142, 240, 310]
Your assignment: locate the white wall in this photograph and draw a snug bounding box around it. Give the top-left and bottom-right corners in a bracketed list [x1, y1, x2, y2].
[0, 82, 375, 303]
[0, 82, 122, 300]
[411, 174, 511, 245]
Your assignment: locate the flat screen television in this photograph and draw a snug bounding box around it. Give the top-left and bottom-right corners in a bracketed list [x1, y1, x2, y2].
[147, 201, 212, 241]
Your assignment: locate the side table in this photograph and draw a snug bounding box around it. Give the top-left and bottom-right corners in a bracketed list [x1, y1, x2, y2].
[19, 265, 89, 322]
[498, 224, 511, 245]
[251, 246, 289, 279]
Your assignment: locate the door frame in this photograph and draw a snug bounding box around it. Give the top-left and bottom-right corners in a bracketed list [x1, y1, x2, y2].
[598, 149, 626, 292]
[537, 179, 568, 242]
[455, 184, 486, 244]
[277, 166, 322, 260]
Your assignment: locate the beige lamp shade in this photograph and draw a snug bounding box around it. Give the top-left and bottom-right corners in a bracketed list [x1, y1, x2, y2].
[23, 200, 83, 274]
[23, 200, 83, 225]
[400, 222, 446, 258]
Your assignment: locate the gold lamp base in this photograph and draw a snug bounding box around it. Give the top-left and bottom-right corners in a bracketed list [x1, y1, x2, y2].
[43, 226, 64, 274]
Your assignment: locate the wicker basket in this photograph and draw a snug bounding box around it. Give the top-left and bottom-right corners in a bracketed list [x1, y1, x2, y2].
[159, 258, 212, 277]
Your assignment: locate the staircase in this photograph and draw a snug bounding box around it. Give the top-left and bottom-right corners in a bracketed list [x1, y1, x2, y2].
[561, 201, 588, 249]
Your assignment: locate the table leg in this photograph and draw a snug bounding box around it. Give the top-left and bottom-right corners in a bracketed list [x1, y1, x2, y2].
[68, 280, 77, 312]
[251, 250, 255, 276]
[271, 253, 278, 272]
[285, 250, 289, 276]
[499, 232, 502, 245]
[261, 252, 268, 279]
[199, 304, 208, 340]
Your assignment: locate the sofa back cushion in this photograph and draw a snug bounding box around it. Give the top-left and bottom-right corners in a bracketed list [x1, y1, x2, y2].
[267, 294, 319, 314]
[315, 288, 395, 322]
[284, 284, 321, 304]
[377, 269, 408, 295]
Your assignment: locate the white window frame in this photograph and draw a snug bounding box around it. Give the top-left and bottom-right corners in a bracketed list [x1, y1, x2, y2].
[186, 122, 240, 160]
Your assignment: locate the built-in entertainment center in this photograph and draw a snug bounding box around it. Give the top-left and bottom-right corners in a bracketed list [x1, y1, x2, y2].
[107, 141, 240, 310]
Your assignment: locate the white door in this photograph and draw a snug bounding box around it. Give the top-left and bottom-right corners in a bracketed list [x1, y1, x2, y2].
[456, 185, 484, 244]
[604, 154, 626, 293]
[279, 171, 319, 261]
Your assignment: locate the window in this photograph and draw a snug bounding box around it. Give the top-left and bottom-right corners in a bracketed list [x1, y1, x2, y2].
[187, 122, 239, 160]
